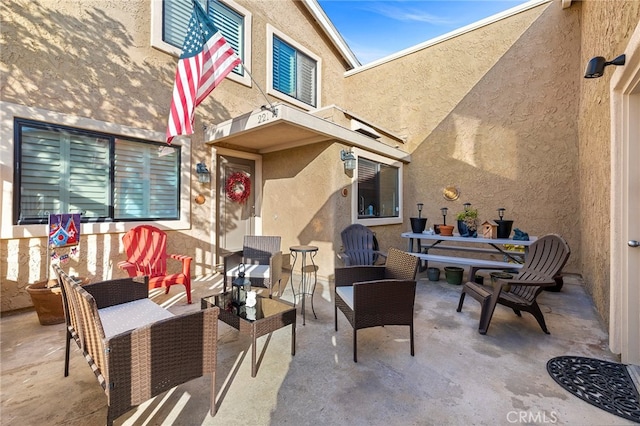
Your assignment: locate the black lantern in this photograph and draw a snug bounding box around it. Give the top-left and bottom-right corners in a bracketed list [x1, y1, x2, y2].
[497, 208, 506, 220]
[440, 207, 448, 225]
[232, 264, 251, 305]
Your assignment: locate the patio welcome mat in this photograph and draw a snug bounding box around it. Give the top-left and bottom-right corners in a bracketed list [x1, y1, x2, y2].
[547, 356, 640, 423]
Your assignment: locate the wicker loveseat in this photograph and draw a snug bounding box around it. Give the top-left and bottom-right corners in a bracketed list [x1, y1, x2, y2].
[53, 265, 219, 425]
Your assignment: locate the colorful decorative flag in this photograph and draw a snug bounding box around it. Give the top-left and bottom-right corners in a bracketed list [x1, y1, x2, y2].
[48, 213, 81, 248]
[166, 1, 242, 144]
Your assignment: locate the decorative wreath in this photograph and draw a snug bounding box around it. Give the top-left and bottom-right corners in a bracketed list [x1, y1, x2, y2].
[225, 171, 251, 203]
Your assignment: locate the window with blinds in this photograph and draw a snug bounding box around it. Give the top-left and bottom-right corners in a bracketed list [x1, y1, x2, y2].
[162, 0, 244, 76]
[272, 36, 317, 107]
[14, 119, 180, 225]
[357, 158, 399, 219]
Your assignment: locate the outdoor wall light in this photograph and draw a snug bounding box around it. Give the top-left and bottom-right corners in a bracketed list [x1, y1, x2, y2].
[584, 54, 626, 78]
[340, 149, 356, 171]
[196, 162, 211, 183]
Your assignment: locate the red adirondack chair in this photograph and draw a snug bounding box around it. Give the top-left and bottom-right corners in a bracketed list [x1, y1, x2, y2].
[117, 225, 193, 303]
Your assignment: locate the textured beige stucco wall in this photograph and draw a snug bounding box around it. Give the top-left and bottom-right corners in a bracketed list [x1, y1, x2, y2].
[0, 0, 351, 311]
[577, 0, 640, 327]
[261, 143, 352, 280]
[343, 2, 583, 272]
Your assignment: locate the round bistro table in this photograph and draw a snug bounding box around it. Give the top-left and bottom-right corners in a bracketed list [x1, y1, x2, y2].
[289, 245, 318, 325]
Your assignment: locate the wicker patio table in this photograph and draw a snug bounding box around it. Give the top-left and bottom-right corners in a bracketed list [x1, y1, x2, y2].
[201, 292, 296, 377]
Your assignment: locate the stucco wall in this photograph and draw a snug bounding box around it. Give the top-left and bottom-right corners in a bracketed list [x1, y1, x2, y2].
[0, 0, 351, 311]
[261, 143, 351, 281]
[343, 2, 583, 272]
[577, 0, 640, 326]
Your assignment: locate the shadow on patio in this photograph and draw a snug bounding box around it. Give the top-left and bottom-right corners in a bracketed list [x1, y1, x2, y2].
[0, 268, 631, 425]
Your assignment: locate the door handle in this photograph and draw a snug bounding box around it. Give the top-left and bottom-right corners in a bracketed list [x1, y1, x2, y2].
[629, 240, 640, 248]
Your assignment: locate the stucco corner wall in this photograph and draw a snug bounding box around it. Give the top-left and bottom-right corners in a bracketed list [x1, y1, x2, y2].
[343, 2, 583, 272]
[577, 0, 640, 327]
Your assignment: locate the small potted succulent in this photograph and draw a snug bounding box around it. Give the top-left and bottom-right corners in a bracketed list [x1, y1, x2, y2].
[456, 203, 478, 237]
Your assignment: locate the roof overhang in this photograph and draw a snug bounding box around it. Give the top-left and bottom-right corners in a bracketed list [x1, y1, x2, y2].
[205, 104, 411, 163]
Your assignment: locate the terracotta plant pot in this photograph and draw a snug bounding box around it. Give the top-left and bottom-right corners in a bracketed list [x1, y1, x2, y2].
[439, 225, 454, 236]
[26, 277, 90, 325]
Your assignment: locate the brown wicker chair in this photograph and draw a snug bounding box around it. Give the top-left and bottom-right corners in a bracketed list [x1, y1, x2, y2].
[54, 264, 219, 426]
[337, 224, 387, 266]
[456, 234, 571, 335]
[223, 235, 283, 297]
[334, 247, 419, 362]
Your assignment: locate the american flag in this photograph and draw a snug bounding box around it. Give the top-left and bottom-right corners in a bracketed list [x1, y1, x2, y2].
[166, 1, 241, 144]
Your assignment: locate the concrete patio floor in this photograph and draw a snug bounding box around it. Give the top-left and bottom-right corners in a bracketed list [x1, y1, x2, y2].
[1, 268, 636, 425]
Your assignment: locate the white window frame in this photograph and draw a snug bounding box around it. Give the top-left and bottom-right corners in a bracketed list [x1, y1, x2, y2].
[150, 0, 252, 87]
[0, 101, 191, 240]
[266, 24, 322, 111]
[350, 148, 403, 226]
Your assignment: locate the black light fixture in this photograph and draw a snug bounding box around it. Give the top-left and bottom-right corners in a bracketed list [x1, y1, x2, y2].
[584, 54, 626, 78]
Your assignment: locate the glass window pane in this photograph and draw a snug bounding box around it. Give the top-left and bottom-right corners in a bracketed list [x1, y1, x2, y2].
[357, 157, 399, 219]
[378, 164, 398, 217]
[163, 0, 194, 48]
[210, 0, 244, 75]
[273, 36, 296, 97]
[114, 140, 179, 220]
[16, 120, 181, 224]
[297, 51, 316, 107]
[18, 125, 109, 223]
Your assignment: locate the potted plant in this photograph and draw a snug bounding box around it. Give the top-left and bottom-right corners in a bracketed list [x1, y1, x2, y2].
[456, 203, 478, 237]
[410, 203, 428, 234]
[495, 208, 514, 239]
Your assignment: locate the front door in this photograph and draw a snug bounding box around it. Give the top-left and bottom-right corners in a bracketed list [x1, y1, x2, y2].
[610, 23, 640, 365]
[218, 154, 256, 254]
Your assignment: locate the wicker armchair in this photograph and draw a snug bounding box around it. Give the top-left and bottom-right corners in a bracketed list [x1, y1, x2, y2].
[223, 235, 283, 297]
[456, 234, 571, 334]
[334, 247, 419, 362]
[54, 265, 219, 426]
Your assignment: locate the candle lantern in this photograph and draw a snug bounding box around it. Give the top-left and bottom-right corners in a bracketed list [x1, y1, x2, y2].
[463, 202, 471, 211]
[495, 208, 514, 239]
[440, 207, 448, 225]
[410, 202, 428, 233]
[232, 263, 251, 305]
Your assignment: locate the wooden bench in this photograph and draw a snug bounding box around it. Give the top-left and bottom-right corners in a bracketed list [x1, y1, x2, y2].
[408, 253, 523, 276]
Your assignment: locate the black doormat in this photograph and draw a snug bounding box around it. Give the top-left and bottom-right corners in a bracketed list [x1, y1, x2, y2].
[547, 356, 640, 423]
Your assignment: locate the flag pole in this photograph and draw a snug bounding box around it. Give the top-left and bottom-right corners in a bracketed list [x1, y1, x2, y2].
[240, 63, 278, 117]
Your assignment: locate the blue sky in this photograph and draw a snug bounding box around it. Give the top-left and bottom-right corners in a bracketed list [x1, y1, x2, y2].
[317, 0, 532, 64]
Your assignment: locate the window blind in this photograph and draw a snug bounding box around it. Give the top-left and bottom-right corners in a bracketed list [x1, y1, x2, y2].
[114, 140, 179, 220]
[19, 128, 110, 222]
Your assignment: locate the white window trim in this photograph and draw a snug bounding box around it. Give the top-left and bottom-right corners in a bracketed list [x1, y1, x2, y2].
[266, 23, 322, 111]
[150, 0, 252, 88]
[350, 147, 403, 226]
[0, 101, 192, 240]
